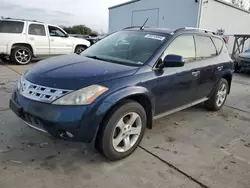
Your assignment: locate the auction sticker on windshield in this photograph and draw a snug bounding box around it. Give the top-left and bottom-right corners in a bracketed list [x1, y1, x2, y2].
[145, 34, 165, 41]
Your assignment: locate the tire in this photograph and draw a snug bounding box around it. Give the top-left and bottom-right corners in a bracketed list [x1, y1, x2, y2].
[75, 46, 86, 54]
[10, 46, 32, 65]
[96, 100, 147, 161]
[205, 78, 229, 111]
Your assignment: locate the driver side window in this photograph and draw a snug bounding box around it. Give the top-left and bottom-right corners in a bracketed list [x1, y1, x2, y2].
[162, 35, 196, 63]
[48, 26, 67, 37]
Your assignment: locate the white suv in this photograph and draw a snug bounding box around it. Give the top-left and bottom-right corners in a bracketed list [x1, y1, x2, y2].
[0, 18, 91, 65]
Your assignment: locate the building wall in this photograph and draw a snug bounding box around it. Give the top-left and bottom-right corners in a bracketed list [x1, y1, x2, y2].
[109, 0, 200, 33]
[199, 0, 250, 53]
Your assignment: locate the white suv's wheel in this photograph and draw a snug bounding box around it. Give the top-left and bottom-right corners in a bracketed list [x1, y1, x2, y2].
[11, 46, 32, 65]
[75, 46, 86, 54]
[97, 100, 147, 161]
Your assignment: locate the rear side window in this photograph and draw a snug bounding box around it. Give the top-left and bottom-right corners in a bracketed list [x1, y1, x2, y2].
[195, 36, 217, 59]
[212, 37, 223, 53]
[163, 35, 195, 62]
[28, 24, 46, 36]
[0, 21, 24, 34]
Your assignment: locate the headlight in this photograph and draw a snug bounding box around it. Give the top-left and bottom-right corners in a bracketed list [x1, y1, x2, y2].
[17, 76, 24, 91]
[17, 78, 21, 90]
[52, 85, 108, 105]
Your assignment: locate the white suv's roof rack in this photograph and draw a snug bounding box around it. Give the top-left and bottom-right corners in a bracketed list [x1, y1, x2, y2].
[174, 27, 216, 35]
[1, 17, 43, 23]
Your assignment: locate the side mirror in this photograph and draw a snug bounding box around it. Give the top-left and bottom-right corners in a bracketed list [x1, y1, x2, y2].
[160, 54, 184, 68]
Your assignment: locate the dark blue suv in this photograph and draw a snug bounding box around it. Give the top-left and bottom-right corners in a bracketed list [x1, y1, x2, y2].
[10, 27, 233, 160]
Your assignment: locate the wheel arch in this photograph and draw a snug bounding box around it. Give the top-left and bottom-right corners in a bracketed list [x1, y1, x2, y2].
[10, 43, 34, 56]
[222, 72, 233, 94]
[92, 87, 155, 146]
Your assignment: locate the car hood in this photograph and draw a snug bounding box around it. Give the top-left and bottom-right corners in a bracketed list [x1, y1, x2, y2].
[70, 37, 90, 47]
[25, 55, 139, 90]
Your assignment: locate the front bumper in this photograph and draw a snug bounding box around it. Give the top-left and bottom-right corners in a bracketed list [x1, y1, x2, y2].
[9, 89, 105, 143]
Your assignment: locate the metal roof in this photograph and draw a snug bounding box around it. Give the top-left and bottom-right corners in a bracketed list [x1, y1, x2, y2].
[109, 0, 141, 10]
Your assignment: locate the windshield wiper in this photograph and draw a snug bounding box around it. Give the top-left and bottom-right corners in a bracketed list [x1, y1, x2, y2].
[85, 55, 142, 66]
[85, 55, 106, 61]
[85, 55, 120, 64]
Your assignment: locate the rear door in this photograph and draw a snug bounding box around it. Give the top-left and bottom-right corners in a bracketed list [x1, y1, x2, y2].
[27, 23, 49, 55]
[48, 25, 73, 55]
[194, 35, 220, 99]
[155, 35, 201, 115]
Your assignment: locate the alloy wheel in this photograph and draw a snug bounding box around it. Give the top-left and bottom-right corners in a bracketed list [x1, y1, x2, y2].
[112, 112, 142, 153]
[76, 48, 85, 54]
[15, 49, 31, 64]
[216, 83, 227, 107]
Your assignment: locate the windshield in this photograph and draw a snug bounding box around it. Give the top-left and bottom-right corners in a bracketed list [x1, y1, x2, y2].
[81, 31, 168, 66]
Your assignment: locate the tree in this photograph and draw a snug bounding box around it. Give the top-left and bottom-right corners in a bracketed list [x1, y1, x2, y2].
[62, 25, 98, 36]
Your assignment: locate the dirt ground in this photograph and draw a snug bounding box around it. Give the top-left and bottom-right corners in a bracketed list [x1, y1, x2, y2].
[0, 60, 250, 188]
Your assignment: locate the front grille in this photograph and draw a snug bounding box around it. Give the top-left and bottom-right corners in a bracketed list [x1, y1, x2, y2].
[19, 77, 72, 103]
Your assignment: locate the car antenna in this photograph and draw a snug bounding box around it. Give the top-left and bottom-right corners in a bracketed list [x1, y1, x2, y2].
[140, 18, 149, 30]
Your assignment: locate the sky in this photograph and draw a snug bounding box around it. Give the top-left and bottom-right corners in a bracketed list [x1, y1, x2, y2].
[2, 0, 250, 33]
[0, 0, 128, 33]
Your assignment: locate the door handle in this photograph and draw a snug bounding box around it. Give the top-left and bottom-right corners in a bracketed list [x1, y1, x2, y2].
[192, 71, 200, 77]
[29, 37, 34, 41]
[50, 39, 55, 42]
[217, 66, 223, 71]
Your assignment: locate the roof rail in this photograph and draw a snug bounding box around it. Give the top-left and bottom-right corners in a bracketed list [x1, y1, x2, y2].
[123, 26, 141, 30]
[123, 26, 150, 30]
[174, 27, 216, 35]
[1, 17, 43, 23]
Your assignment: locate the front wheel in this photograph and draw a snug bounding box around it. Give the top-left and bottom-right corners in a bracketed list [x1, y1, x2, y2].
[97, 100, 147, 161]
[75, 46, 87, 54]
[205, 78, 229, 111]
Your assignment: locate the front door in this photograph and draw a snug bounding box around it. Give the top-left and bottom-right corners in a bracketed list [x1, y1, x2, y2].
[48, 25, 73, 55]
[155, 35, 201, 115]
[27, 23, 49, 55]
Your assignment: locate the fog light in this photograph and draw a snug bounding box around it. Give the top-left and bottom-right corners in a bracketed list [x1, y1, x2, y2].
[65, 131, 74, 138]
[58, 131, 74, 139]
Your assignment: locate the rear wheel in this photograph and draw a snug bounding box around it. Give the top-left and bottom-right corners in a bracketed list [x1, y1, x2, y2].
[96, 100, 147, 161]
[10, 46, 32, 65]
[205, 78, 229, 111]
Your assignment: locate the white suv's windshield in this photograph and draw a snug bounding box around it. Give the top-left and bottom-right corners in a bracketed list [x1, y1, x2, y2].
[81, 31, 168, 66]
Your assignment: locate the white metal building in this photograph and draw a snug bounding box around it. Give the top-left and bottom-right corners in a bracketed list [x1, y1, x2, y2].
[109, 0, 250, 52]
